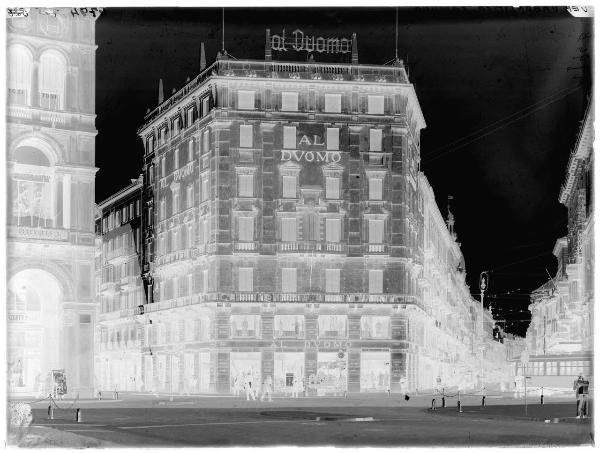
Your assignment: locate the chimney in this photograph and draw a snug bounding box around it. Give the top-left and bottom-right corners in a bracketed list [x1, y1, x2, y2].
[351, 33, 358, 65]
[265, 29, 272, 61]
[200, 42, 206, 71]
[158, 78, 164, 104]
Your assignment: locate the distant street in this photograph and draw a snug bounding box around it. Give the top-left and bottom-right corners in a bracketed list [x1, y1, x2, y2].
[12, 393, 593, 447]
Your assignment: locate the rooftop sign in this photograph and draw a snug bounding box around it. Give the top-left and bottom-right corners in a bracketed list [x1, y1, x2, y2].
[270, 28, 353, 55]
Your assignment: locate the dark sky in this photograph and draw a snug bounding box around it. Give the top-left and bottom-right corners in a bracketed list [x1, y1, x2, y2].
[95, 7, 593, 336]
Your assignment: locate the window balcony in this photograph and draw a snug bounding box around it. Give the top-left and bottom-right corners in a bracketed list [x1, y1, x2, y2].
[235, 292, 257, 302]
[365, 243, 388, 254]
[156, 249, 193, 266]
[233, 241, 258, 252]
[277, 241, 315, 252]
[315, 242, 347, 253]
[106, 246, 136, 264]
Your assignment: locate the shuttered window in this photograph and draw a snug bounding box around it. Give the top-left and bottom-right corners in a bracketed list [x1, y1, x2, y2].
[369, 178, 383, 200]
[282, 92, 299, 111]
[238, 174, 254, 197]
[368, 95, 385, 115]
[282, 175, 297, 198]
[238, 268, 253, 292]
[325, 269, 340, 293]
[368, 219, 384, 243]
[281, 217, 297, 242]
[240, 124, 253, 148]
[238, 217, 254, 242]
[238, 90, 255, 110]
[281, 268, 297, 293]
[327, 127, 339, 150]
[324, 93, 342, 113]
[326, 218, 341, 243]
[283, 126, 296, 149]
[369, 269, 384, 294]
[325, 176, 340, 199]
[369, 129, 383, 151]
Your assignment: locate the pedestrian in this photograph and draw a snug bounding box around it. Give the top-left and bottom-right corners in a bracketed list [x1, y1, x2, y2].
[245, 373, 255, 401]
[233, 375, 240, 396]
[260, 375, 273, 402]
[573, 374, 589, 418]
[253, 371, 260, 400]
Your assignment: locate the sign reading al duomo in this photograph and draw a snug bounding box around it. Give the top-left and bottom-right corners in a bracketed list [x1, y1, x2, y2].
[8, 9, 512, 398]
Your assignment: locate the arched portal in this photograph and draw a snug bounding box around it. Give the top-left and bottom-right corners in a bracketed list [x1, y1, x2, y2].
[7, 269, 62, 395]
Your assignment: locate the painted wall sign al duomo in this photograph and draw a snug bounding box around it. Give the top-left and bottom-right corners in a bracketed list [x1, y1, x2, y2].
[270, 28, 353, 54]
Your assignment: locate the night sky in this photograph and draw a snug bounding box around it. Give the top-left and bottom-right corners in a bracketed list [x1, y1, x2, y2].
[95, 7, 593, 336]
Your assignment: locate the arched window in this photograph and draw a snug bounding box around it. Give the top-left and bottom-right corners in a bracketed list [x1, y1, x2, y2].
[8, 45, 33, 105]
[39, 50, 66, 110]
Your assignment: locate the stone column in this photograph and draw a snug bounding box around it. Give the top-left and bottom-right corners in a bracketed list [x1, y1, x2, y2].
[62, 174, 71, 229]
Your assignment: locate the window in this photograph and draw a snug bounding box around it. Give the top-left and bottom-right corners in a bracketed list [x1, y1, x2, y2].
[201, 176, 209, 201]
[240, 125, 253, 148]
[160, 199, 166, 220]
[325, 218, 341, 243]
[367, 95, 385, 115]
[231, 315, 260, 338]
[369, 269, 384, 294]
[318, 315, 347, 338]
[238, 268, 253, 292]
[8, 45, 32, 105]
[186, 184, 194, 208]
[202, 97, 210, 116]
[203, 269, 209, 292]
[39, 50, 66, 110]
[172, 191, 179, 215]
[281, 268, 297, 293]
[274, 315, 304, 338]
[324, 93, 342, 113]
[238, 90, 255, 110]
[327, 128, 340, 150]
[325, 269, 340, 293]
[238, 174, 254, 197]
[173, 117, 181, 135]
[369, 178, 383, 200]
[187, 108, 194, 126]
[174, 147, 179, 169]
[361, 316, 390, 339]
[370, 129, 383, 152]
[282, 175, 297, 198]
[283, 126, 296, 149]
[188, 139, 194, 161]
[238, 217, 254, 242]
[281, 217, 297, 242]
[161, 156, 166, 177]
[281, 92, 299, 112]
[202, 219, 209, 244]
[368, 219, 384, 243]
[202, 130, 209, 153]
[325, 176, 340, 199]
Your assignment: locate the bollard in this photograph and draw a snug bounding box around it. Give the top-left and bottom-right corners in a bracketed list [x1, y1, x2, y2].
[481, 395, 486, 407]
[431, 398, 436, 410]
[442, 397, 446, 408]
[76, 408, 82, 423]
[48, 405, 54, 420]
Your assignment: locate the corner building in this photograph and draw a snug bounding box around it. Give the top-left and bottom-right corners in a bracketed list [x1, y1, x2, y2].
[130, 49, 506, 395]
[6, 8, 101, 396]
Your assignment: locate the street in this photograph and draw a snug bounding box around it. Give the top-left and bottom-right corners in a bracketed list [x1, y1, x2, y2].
[11, 393, 593, 447]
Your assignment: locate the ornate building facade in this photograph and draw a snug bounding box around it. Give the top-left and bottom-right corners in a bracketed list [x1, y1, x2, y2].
[6, 7, 101, 396]
[95, 38, 510, 394]
[525, 98, 593, 388]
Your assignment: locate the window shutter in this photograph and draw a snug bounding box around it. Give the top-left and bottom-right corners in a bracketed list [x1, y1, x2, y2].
[282, 268, 297, 293]
[325, 176, 340, 199]
[369, 269, 383, 294]
[369, 178, 383, 200]
[238, 217, 254, 242]
[281, 217, 297, 242]
[368, 95, 385, 115]
[324, 94, 342, 113]
[326, 218, 341, 243]
[239, 268, 253, 292]
[327, 128, 340, 150]
[282, 92, 299, 112]
[238, 174, 254, 197]
[238, 90, 255, 110]
[240, 124, 253, 148]
[283, 175, 297, 198]
[370, 129, 383, 151]
[283, 126, 296, 149]
[325, 269, 340, 293]
[369, 219, 384, 243]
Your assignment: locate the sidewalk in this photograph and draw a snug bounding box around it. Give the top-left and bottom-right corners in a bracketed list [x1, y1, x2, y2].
[8, 425, 116, 448]
[430, 401, 593, 423]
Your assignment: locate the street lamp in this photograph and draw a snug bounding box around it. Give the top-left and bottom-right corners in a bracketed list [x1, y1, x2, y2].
[479, 271, 488, 392]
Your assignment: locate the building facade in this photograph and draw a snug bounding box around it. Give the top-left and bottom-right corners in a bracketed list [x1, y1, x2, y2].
[95, 178, 145, 392]
[6, 7, 101, 396]
[525, 98, 593, 389]
[96, 39, 510, 394]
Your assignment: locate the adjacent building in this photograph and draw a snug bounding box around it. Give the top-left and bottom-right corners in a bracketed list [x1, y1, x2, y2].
[6, 7, 101, 396]
[95, 33, 511, 394]
[525, 98, 593, 389]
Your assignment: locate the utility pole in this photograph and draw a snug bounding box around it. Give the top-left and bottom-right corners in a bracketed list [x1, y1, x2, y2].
[479, 272, 488, 392]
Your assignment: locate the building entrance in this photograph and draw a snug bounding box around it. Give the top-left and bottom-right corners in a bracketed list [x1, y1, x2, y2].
[360, 350, 390, 392]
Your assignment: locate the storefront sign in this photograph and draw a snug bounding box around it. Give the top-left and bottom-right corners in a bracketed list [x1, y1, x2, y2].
[9, 226, 69, 241]
[271, 29, 352, 54]
[281, 150, 341, 163]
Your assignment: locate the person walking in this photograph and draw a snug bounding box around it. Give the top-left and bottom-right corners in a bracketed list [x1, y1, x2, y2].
[260, 375, 273, 402]
[573, 374, 589, 418]
[244, 373, 254, 401]
[291, 376, 299, 398]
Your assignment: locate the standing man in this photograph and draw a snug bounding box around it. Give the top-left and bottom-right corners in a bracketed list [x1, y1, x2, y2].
[573, 374, 589, 418]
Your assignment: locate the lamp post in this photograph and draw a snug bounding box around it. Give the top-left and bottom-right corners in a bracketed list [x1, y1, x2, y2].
[479, 272, 488, 392]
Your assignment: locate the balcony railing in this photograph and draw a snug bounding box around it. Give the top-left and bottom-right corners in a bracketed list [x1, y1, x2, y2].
[233, 241, 258, 252]
[365, 244, 388, 254]
[156, 249, 193, 266]
[106, 246, 136, 263]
